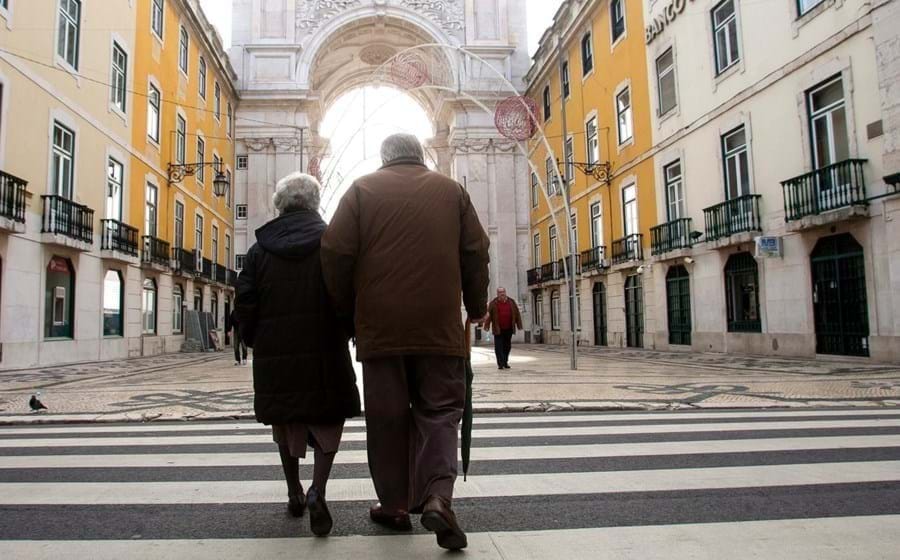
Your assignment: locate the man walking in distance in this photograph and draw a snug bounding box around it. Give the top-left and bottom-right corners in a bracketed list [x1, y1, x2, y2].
[229, 308, 248, 365]
[483, 287, 523, 369]
[321, 133, 490, 550]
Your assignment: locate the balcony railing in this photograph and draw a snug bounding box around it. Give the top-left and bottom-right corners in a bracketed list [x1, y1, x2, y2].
[0, 170, 27, 223]
[781, 158, 867, 221]
[611, 233, 644, 265]
[527, 267, 543, 286]
[650, 218, 693, 256]
[200, 257, 213, 280]
[581, 246, 607, 272]
[142, 236, 170, 267]
[100, 219, 139, 256]
[226, 269, 238, 287]
[703, 194, 762, 242]
[172, 247, 196, 275]
[540, 261, 559, 281]
[41, 195, 94, 244]
[558, 254, 581, 276]
[213, 263, 227, 284]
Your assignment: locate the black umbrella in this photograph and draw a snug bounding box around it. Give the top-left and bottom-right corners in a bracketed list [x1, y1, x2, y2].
[462, 320, 474, 481]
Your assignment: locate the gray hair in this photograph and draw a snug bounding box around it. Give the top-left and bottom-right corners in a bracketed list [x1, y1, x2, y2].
[273, 172, 321, 215]
[381, 133, 424, 164]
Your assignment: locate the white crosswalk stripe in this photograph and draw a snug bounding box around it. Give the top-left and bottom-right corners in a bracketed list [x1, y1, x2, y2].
[1, 408, 899, 559]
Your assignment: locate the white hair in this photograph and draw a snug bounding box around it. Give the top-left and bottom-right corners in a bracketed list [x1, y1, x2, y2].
[381, 133, 424, 164]
[273, 172, 321, 215]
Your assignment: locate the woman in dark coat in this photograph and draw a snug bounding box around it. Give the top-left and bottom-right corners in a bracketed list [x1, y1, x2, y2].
[235, 172, 360, 537]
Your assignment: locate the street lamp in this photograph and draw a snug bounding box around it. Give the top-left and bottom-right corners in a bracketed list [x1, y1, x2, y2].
[212, 171, 230, 198]
[167, 162, 231, 199]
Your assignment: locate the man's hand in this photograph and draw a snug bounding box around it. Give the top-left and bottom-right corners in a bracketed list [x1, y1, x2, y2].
[468, 315, 484, 326]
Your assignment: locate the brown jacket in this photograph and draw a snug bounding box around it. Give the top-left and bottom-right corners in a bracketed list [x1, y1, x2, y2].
[483, 297, 523, 335]
[320, 159, 490, 360]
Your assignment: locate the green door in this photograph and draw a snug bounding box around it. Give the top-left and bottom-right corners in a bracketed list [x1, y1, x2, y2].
[811, 234, 869, 357]
[666, 265, 692, 345]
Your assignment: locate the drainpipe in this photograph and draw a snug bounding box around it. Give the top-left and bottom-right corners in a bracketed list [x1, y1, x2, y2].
[557, 32, 578, 370]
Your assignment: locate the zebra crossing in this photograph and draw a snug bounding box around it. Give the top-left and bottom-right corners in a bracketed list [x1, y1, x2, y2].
[1, 408, 899, 559]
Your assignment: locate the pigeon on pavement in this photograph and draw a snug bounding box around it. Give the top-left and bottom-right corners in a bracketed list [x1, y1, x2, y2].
[29, 393, 48, 412]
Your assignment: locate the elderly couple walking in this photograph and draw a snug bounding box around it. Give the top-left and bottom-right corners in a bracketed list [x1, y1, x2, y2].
[234, 134, 490, 550]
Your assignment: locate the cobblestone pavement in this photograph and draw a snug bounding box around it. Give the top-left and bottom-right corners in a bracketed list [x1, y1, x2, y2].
[1, 344, 898, 423]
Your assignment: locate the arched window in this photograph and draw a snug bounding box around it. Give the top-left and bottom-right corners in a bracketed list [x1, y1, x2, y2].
[194, 287, 203, 311]
[173, 284, 184, 334]
[142, 278, 157, 334]
[533, 292, 543, 327]
[211, 293, 219, 328]
[724, 252, 761, 332]
[550, 290, 561, 331]
[45, 256, 74, 339]
[103, 270, 123, 337]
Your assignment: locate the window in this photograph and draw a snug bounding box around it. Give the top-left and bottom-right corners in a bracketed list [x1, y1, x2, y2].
[174, 201, 184, 249]
[211, 293, 219, 327]
[616, 87, 633, 144]
[656, 48, 677, 116]
[570, 212, 578, 253]
[145, 183, 158, 237]
[225, 234, 232, 269]
[102, 270, 123, 337]
[665, 160, 685, 220]
[798, 0, 825, 16]
[722, 125, 750, 199]
[175, 114, 186, 164]
[551, 290, 561, 330]
[808, 76, 849, 172]
[111, 43, 127, 113]
[142, 278, 157, 334]
[576, 288, 582, 331]
[581, 32, 593, 76]
[590, 203, 602, 248]
[227, 103, 233, 137]
[151, 0, 164, 38]
[561, 61, 570, 98]
[622, 184, 637, 236]
[531, 172, 539, 208]
[236, 204, 248, 219]
[52, 122, 75, 199]
[549, 225, 558, 261]
[212, 225, 219, 264]
[545, 157, 557, 195]
[57, 0, 81, 69]
[237, 155, 248, 170]
[611, 0, 626, 42]
[713, 0, 741, 75]
[542, 85, 551, 121]
[198, 57, 207, 99]
[1, 0, 8, 10]
[533, 293, 543, 327]
[196, 137, 205, 184]
[106, 158, 123, 221]
[214, 82, 221, 120]
[725, 252, 761, 332]
[194, 287, 202, 311]
[586, 117, 599, 165]
[45, 256, 74, 339]
[236, 254, 246, 271]
[173, 285, 184, 333]
[195, 214, 204, 256]
[147, 84, 161, 142]
[533, 233, 541, 266]
[178, 26, 189, 73]
[564, 137, 574, 184]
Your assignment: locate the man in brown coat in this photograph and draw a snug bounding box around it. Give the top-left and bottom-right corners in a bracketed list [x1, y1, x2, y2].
[482, 287, 523, 369]
[320, 133, 490, 550]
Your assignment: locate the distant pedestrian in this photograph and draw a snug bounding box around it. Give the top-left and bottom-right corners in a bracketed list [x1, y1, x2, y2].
[229, 309, 248, 365]
[235, 172, 361, 537]
[483, 287, 523, 369]
[321, 133, 490, 550]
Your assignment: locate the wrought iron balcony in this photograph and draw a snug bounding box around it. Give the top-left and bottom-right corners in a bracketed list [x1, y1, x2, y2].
[611, 233, 643, 265]
[540, 261, 559, 281]
[703, 194, 762, 242]
[41, 195, 94, 244]
[226, 269, 238, 287]
[0, 170, 27, 224]
[581, 246, 607, 272]
[172, 247, 196, 275]
[650, 218, 693, 256]
[558, 254, 581, 276]
[142, 236, 170, 267]
[781, 159, 867, 221]
[527, 267, 543, 286]
[213, 263, 227, 284]
[200, 257, 213, 280]
[100, 219, 139, 256]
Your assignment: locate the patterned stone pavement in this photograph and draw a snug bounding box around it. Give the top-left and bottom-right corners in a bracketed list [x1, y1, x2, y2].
[0, 344, 898, 423]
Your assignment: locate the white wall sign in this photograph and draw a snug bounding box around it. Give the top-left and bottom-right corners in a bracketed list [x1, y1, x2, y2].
[645, 0, 695, 44]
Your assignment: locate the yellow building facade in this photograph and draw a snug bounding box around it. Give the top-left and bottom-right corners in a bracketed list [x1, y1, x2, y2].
[525, 0, 658, 349]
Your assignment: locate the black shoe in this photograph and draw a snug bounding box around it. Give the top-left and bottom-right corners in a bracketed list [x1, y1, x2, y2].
[421, 495, 467, 550]
[307, 487, 333, 536]
[287, 491, 306, 517]
[504, 365, 511, 369]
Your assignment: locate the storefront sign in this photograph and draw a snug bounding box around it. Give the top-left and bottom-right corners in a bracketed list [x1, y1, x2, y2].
[755, 236, 783, 258]
[645, 0, 695, 44]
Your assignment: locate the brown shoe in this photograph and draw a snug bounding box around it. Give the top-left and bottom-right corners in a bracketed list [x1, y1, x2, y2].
[369, 503, 412, 531]
[420, 495, 467, 550]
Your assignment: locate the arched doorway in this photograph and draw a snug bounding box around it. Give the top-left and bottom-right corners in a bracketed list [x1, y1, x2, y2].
[624, 274, 643, 348]
[666, 265, 691, 345]
[592, 282, 607, 346]
[811, 233, 869, 356]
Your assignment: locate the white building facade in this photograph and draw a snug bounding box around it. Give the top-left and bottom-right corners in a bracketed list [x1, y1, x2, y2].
[643, 0, 900, 361]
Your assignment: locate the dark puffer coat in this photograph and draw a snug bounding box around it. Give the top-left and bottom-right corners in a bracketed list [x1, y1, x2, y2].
[235, 209, 360, 425]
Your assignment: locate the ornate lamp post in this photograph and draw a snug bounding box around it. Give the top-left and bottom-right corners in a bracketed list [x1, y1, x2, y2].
[167, 162, 231, 198]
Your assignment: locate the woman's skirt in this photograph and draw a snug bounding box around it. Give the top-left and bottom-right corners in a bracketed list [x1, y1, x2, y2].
[272, 421, 344, 458]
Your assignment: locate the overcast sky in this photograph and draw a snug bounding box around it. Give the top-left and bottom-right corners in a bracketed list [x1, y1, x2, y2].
[199, 0, 565, 57]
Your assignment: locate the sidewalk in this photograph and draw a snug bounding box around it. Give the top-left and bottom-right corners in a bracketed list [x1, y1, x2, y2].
[1, 344, 898, 423]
